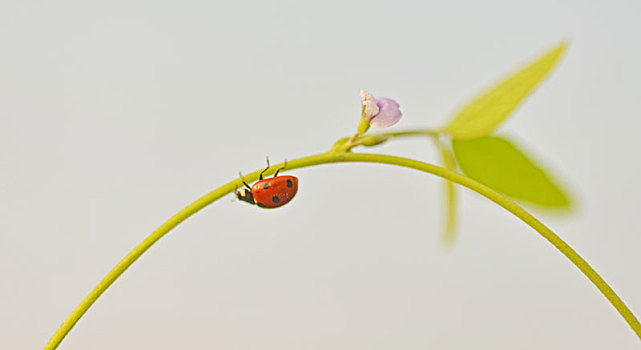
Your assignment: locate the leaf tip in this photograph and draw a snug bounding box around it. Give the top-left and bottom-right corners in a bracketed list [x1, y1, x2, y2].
[548, 40, 570, 63]
[445, 40, 570, 140]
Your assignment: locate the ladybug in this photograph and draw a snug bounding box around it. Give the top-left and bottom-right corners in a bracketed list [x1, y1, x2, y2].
[236, 158, 298, 209]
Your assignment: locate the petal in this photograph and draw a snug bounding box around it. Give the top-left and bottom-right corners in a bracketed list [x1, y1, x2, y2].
[360, 89, 379, 117]
[369, 98, 402, 129]
[359, 89, 375, 103]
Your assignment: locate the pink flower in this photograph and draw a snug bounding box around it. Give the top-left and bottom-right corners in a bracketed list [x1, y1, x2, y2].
[370, 98, 402, 129]
[360, 90, 402, 129]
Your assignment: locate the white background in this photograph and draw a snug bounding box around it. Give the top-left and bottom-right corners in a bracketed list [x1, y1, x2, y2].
[1, 0, 640, 348]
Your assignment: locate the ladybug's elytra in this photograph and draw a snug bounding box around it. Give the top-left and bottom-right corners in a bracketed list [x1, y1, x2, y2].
[236, 158, 298, 209]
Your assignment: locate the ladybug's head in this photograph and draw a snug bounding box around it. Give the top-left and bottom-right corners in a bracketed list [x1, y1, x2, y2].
[235, 187, 255, 205]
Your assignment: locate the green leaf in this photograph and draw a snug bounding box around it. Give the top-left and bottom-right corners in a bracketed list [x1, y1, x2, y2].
[446, 42, 567, 140]
[451, 135, 571, 208]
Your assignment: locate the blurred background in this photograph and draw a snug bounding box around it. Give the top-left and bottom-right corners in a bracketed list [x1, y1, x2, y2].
[1, 0, 640, 348]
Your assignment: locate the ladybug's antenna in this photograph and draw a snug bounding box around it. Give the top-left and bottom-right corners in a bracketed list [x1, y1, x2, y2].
[274, 158, 287, 177]
[259, 156, 270, 180]
[238, 172, 251, 190]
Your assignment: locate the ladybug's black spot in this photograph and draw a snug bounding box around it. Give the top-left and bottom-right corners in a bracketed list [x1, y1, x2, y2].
[263, 183, 270, 189]
[257, 202, 266, 208]
[286, 179, 293, 188]
[272, 195, 280, 204]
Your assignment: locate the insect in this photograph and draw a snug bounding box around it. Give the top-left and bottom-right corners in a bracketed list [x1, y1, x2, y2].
[236, 158, 298, 209]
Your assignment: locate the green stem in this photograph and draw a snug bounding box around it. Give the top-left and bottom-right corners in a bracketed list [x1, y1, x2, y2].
[331, 128, 439, 152]
[45, 151, 641, 349]
[383, 129, 440, 138]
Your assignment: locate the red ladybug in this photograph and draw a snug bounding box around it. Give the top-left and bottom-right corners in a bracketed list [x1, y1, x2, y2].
[236, 158, 298, 209]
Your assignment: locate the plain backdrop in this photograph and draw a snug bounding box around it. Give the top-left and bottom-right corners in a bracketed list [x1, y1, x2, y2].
[1, 0, 640, 349]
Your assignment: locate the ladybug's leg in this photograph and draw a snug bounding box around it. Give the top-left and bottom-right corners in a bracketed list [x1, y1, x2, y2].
[259, 156, 270, 180]
[238, 172, 251, 191]
[274, 158, 288, 177]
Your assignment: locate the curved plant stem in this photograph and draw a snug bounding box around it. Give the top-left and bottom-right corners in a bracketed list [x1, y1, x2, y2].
[45, 151, 641, 349]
